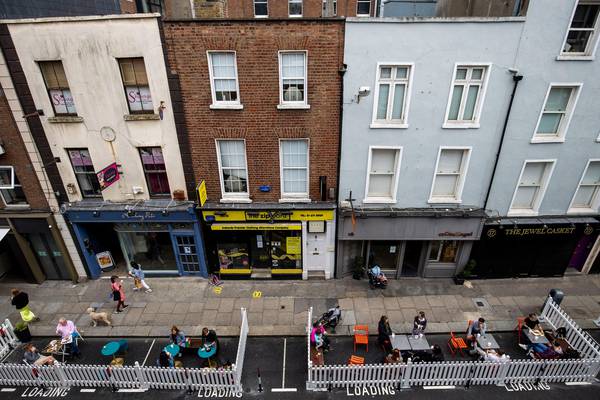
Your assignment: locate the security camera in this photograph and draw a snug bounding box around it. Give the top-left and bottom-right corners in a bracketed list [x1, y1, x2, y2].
[508, 67, 519, 74]
[358, 86, 371, 96]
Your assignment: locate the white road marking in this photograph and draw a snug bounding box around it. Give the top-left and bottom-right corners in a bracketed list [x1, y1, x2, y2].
[80, 389, 96, 393]
[142, 338, 156, 367]
[565, 382, 592, 386]
[271, 338, 297, 393]
[423, 385, 456, 390]
[116, 388, 148, 393]
[1, 388, 16, 392]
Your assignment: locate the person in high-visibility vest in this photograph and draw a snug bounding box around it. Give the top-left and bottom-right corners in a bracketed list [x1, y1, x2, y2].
[11, 288, 39, 323]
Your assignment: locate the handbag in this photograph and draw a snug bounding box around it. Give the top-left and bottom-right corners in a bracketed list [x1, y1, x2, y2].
[113, 289, 121, 301]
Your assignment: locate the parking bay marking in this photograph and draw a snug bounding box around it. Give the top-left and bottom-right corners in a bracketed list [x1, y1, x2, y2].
[271, 338, 297, 393]
[142, 338, 156, 367]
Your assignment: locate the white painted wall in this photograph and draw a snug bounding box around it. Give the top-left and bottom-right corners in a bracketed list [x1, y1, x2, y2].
[6, 15, 187, 202]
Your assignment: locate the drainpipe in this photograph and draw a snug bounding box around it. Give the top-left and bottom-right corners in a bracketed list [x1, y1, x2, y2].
[333, 60, 347, 280]
[483, 73, 523, 211]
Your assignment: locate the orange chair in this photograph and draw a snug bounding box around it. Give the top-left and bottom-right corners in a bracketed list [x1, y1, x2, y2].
[447, 331, 468, 357]
[353, 325, 369, 352]
[515, 317, 525, 344]
[348, 355, 365, 365]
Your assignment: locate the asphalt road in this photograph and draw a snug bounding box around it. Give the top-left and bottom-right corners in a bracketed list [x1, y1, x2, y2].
[1, 331, 599, 399]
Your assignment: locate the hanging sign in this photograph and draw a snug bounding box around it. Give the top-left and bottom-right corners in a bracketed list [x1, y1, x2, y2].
[197, 181, 207, 207]
[96, 162, 120, 191]
[96, 251, 114, 271]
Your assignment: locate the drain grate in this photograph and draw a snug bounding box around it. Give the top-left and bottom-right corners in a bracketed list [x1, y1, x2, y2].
[473, 298, 490, 308]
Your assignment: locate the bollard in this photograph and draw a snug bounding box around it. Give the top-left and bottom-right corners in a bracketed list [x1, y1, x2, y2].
[257, 368, 263, 392]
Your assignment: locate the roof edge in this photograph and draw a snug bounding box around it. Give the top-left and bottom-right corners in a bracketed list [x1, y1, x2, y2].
[347, 16, 526, 23]
[0, 13, 160, 25]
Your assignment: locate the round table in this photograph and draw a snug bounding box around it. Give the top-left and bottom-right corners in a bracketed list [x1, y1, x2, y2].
[164, 344, 180, 357]
[198, 345, 217, 359]
[101, 341, 120, 357]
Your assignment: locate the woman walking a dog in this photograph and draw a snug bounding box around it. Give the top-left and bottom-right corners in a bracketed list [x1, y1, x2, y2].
[110, 276, 128, 313]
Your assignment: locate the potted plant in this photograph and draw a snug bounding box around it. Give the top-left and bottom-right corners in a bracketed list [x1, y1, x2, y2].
[14, 321, 32, 343]
[454, 259, 476, 285]
[352, 256, 365, 280]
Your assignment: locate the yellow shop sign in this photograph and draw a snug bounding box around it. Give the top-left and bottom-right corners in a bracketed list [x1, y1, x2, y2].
[203, 209, 334, 222]
[210, 223, 302, 231]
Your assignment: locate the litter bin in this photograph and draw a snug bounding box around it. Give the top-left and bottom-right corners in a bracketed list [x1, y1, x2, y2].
[541, 288, 564, 313]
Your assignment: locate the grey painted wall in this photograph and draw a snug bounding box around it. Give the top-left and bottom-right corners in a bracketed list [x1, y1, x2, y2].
[340, 17, 525, 209]
[0, 0, 121, 19]
[486, 0, 600, 217]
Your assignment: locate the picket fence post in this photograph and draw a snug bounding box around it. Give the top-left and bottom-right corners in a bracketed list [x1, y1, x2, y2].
[54, 363, 68, 387]
[134, 361, 147, 389]
[401, 358, 412, 389]
[495, 360, 510, 386]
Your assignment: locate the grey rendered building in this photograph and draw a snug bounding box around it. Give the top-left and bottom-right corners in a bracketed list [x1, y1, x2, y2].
[337, 0, 600, 279]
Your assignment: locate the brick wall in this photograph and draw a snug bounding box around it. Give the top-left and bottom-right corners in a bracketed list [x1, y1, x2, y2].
[163, 20, 344, 202]
[0, 90, 48, 210]
[119, 0, 138, 13]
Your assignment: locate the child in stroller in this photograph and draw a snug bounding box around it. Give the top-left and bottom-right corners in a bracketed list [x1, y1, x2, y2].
[368, 265, 388, 289]
[317, 306, 342, 333]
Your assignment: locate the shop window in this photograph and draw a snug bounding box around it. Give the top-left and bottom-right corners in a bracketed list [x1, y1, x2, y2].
[0, 173, 28, 206]
[509, 160, 555, 216]
[117, 228, 176, 272]
[39, 61, 77, 116]
[364, 147, 402, 203]
[118, 58, 153, 114]
[216, 140, 249, 200]
[280, 139, 309, 198]
[561, 2, 600, 57]
[569, 160, 600, 212]
[67, 149, 101, 198]
[139, 147, 171, 196]
[270, 231, 302, 269]
[428, 241, 458, 263]
[218, 243, 249, 270]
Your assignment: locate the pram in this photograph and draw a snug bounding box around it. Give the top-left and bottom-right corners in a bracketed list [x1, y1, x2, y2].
[317, 306, 342, 332]
[368, 265, 388, 289]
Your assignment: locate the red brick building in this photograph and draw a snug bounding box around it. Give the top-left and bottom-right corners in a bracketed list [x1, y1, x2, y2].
[163, 19, 344, 279]
[166, 0, 378, 19]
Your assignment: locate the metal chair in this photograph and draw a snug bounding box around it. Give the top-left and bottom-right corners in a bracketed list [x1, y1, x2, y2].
[353, 325, 369, 352]
[348, 355, 365, 365]
[447, 331, 468, 357]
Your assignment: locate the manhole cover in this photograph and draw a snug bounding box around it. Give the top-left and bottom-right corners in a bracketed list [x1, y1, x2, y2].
[473, 298, 490, 308]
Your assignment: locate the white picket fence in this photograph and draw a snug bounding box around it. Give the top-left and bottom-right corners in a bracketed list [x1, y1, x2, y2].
[0, 309, 248, 392]
[540, 296, 600, 359]
[0, 319, 19, 359]
[306, 298, 600, 391]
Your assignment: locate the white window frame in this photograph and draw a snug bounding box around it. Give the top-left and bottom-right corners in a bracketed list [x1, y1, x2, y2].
[277, 51, 310, 109]
[215, 139, 251, 203]
[531, 83, 582, 143]
[254, 0, 268, 18]
[288, 0, 303, 17]
[356, 0, 371, 17]
[207, 51, 242, 110]
[558, 1, 600, 60]
[370, 62, 414, 129]
[322, 0, 337, 16]
[0, 166, 15, 189]
[568, 159, 600, 214]
[427, 240, 459, 263]
[0, 172, 28, 208]
[442, 63, 491, 129]
[279, 139, 310, 202]
[428, 147, 472, 204]
[363, 146, 403, 204]
[507, 160, 556, 217]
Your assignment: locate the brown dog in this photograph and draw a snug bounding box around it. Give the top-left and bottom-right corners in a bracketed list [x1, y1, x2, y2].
[86, 307, 111, 326]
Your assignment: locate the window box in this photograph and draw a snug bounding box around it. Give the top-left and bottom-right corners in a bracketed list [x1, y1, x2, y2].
[47, 116, 84, 123]
[209, 104, 244, 110]
[277, 103, 311, 110]
[123, 113, 160, 121]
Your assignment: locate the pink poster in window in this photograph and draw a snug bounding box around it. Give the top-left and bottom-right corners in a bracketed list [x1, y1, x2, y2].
[96, 162, 120, 191]
[152, 148, 164, 164]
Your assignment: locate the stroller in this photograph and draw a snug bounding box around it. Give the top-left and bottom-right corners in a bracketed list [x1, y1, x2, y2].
[317, 306, 342, 333]
[367, 265, 388, 289]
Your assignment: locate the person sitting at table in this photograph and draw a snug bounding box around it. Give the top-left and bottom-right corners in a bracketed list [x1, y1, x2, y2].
[466, 318, 486, 342]
[23, 343, 57, 366]
[170, 325, 186, 349]
[202, 327, 220, 356]
[431, 344, 444, 362]
[311, 321, 330, 353]
[157, 350, 174, 368]
[378, 315, 393, 353]
[523, 342, 560, 359]
[384, 349, 402, 364]
[476, 347, 510, 362]
[412, 311, 427, 336]
[56, 318, 81, 358]
[524, 313, 543, 335]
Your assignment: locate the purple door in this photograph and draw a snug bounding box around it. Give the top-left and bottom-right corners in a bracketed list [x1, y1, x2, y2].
[568, 233, 598, 271]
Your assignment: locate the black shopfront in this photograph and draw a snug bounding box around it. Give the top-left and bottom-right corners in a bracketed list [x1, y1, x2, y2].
[470, 218, 600, 278]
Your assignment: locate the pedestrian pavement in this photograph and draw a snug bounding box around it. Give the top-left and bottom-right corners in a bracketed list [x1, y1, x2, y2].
[1, 274, 599, 338]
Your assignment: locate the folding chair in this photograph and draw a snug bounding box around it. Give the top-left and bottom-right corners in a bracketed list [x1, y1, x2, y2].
[447, 331, 468, 357]
[348, 355, 365, 365]
[353, 325, 369, 352]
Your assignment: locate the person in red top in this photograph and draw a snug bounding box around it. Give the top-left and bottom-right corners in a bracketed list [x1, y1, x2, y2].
[110, 276, 128, 313]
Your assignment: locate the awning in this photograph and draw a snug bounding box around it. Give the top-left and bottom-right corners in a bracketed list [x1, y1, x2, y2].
[0, 228, 9, 242]
[210, 223, 301, 231]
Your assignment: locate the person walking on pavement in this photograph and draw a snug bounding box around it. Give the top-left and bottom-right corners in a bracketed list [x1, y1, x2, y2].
[10, 289, 39, 323]
[110, 275, 128, 313]
[129, 262, 152, 293]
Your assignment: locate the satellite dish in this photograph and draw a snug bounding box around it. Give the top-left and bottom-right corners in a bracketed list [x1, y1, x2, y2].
[100, 126, 116, 142]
